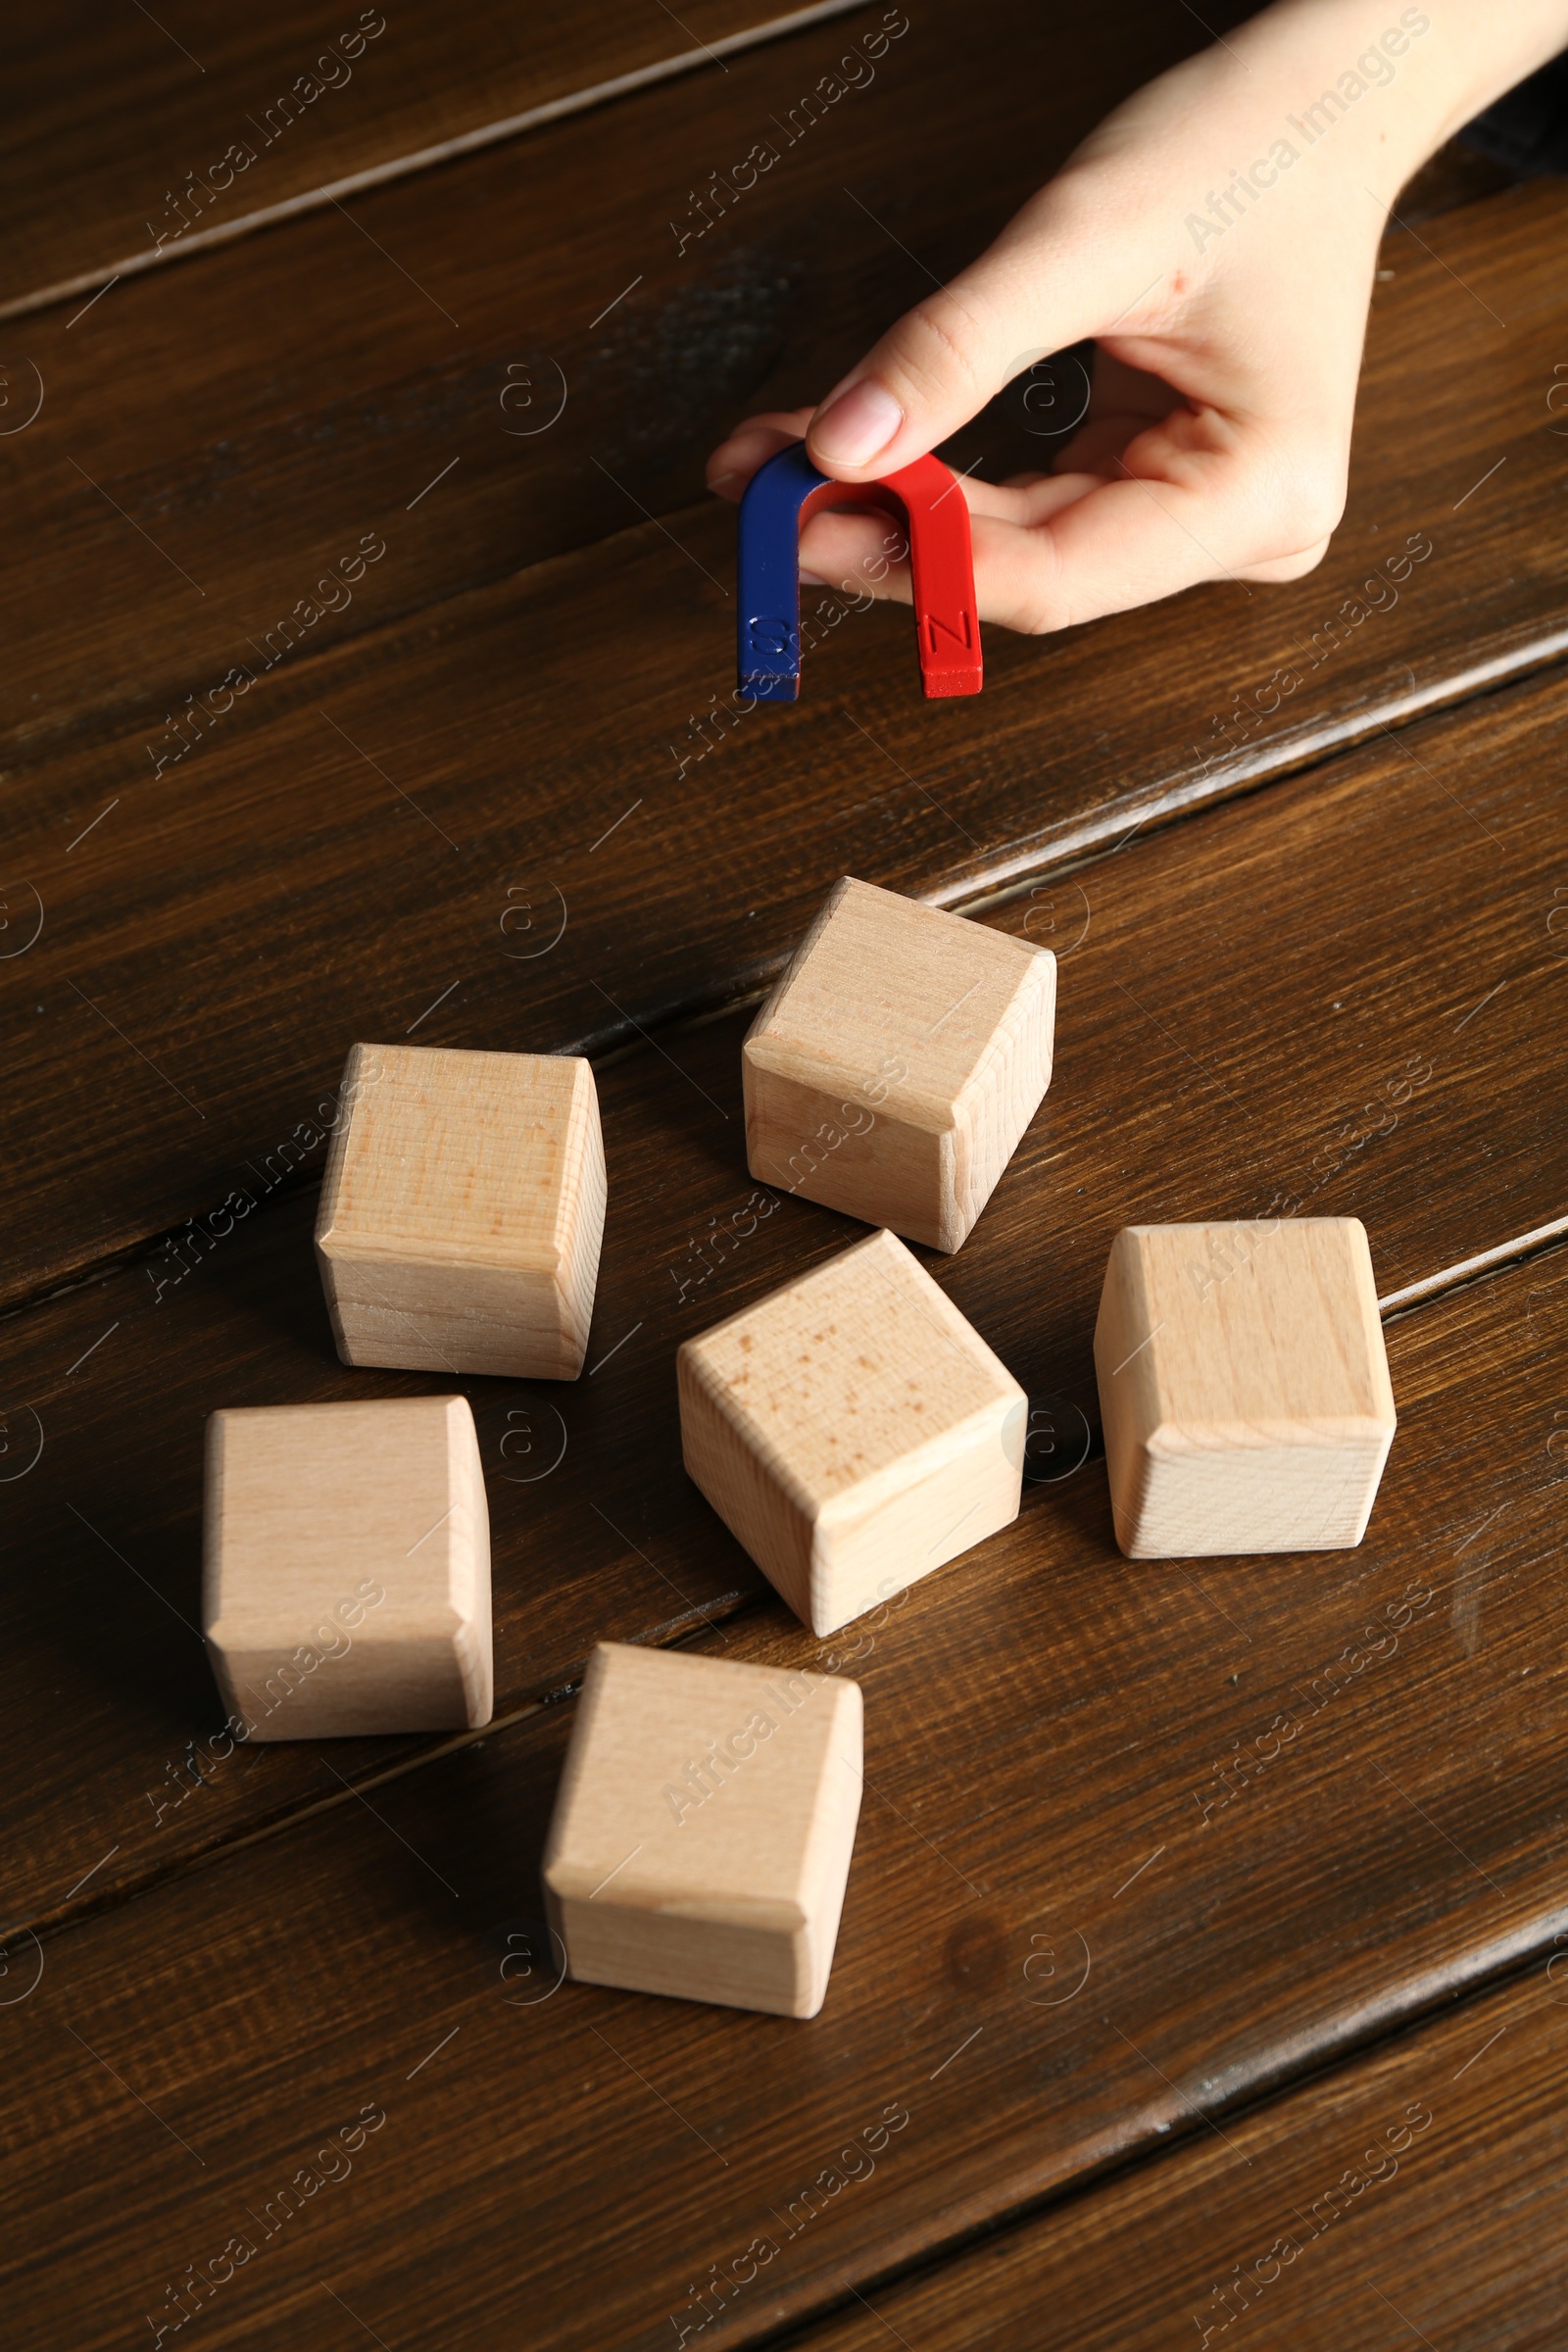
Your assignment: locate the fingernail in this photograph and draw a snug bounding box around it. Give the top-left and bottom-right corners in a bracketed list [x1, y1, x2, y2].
[811, 379, 903, 468]
[799, 566, 827, 586]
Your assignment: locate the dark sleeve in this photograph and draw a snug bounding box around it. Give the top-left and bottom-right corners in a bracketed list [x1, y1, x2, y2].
[1463, 50, 1568, 174]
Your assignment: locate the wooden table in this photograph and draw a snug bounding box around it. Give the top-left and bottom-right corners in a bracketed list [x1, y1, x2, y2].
[3, 6, 1564, 2346]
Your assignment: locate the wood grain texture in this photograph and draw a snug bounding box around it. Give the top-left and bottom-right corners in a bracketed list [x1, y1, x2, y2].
[0, 682, 1559, 1934]
[4, 14, 1558, 2337]
[3, 169, 1565, 1307]
[203, 1394, 491, 1736]
[0, 0, 1200, 771]
[0, 0, 866, 318]
[1095, 1220, 1396, 1557]
[0, 1248, 1562, 2351]
[743, 876, 1055, 1250]
[791, 1958, 1567, 2352]
[541, 1640, 862, 2018]
[316, 1044, 606, 1378]
[678, 1227, 1025, 1634]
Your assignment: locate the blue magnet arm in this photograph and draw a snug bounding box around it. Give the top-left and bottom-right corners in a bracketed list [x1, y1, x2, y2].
[735, 442, 832, 702]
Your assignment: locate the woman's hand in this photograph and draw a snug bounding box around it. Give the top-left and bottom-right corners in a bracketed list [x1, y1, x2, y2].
[707, 0, 1568, 633]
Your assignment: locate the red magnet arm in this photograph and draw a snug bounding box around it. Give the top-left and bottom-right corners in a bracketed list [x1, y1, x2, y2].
[796, 453, 982, 698]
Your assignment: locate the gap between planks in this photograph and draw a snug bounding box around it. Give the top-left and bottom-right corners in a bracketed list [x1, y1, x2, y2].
[7, 645, 1568, 1342]
[8, 1594, 764, 1954]
[22, 1231, 1568, 2352]
[945, 619, 1568, 917]
[0, 0, 874, 325]
[16, 1223, 1565, 1953]
[759, 1933, 1562, 2352]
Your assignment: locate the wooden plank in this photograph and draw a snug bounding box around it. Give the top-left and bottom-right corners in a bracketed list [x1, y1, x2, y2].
[0, 0, 868, 319]
[4, 164, 1566, 1303]
[2, 0, 1200, 771]
[792, 1960, 1568, 2352]
[1, 676, 1560, 1930]
[2, 1246, 1563, 2350]
[5, 39, 1529, 800]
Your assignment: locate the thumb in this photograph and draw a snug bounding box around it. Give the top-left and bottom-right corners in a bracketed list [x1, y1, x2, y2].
[804, 217, 1114, 481]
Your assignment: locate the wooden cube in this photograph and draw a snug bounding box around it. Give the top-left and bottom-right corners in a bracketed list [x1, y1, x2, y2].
[1094, 1218, 1396, 1558]
[202, 1396, 492, 1738]
[541, 1641, 862, 2017]
[678, 1227, 1026, 1636]
[315, 1042, 606, 1379]
[743, 875, 1054, 1251]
